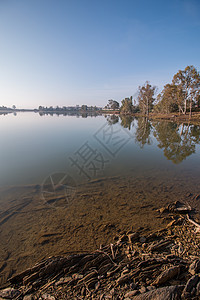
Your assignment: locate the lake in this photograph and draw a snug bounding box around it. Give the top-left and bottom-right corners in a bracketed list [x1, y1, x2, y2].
[0, 112, 200, 286]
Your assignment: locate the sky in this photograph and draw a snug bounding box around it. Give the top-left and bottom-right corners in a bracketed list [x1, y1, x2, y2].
[0, 0, 200, 109]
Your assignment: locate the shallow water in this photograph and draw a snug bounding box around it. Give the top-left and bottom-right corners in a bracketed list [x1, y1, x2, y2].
[0, 112, 200, 286]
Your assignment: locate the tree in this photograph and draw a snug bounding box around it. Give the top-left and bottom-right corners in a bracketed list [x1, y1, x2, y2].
[135, 117, 152, 148]
[152, 121, 198, 163]
[107, 115, 119, 125]
[81, 105, 88, 111]
[120, 97, 133, 114]
[154, 84, 180, 114]
[120, 115, 134, 130]
[172, 65, 200, 117]
[12, 105, 16, 110]
[107, 99, 119, 110]
[137, 82, 156, 116]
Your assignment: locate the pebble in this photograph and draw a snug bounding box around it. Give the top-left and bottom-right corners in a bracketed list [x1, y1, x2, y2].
[3, 201, 200, 300]
[125, 290, 138, 297]
[139, 286, 146, 293]
[139, 236, 146, 243]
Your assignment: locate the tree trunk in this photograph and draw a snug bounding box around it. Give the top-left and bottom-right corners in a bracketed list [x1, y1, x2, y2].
[183, 99, 187, 115]
[146, 97, 149, 117]
[189, 98, 192, 118]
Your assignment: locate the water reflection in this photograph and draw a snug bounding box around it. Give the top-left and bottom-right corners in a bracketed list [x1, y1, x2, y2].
[135, 117, 152, 148]
[120, 115, 134, 130]
[106, 115, 119, 125]
[105, 116, 200, 164]
[153, 122, 200, 163]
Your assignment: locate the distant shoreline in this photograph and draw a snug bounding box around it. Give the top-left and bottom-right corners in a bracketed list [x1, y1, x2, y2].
[1, 109, 200, 123]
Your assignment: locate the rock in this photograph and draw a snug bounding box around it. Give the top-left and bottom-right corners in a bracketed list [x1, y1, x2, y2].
[196, 281, 200, 295]
[0, 288, 20, 299]
[23, 296, 33, 300]
[189, 259, 200, 275]
[146, 286, 156, 291]
[55, 276, 72, 286]
[41, 294, 55, 300]
[157, 207, 168, 214]
[139, 237, 146, 243]
[182, 275, 199, 299]
[131, 285, 182, 299]
[72, 273, 83, 279]
[130, 283, 137, 290]
[139, 286, 146, 293]
[153, 266, 180, 286]
[125, 290, 138, 297]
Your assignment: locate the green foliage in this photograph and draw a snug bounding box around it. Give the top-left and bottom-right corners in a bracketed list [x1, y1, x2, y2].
[137, 81, 156, 116]
[135, 117, 152, 148]
[154, 84, 180, 113]
[120, 115, 134, 130]
[120, 97, 133, 114]
[107, 99, 119, 110]
[156, 65, 200, 115]
[152, 121, 200, 163]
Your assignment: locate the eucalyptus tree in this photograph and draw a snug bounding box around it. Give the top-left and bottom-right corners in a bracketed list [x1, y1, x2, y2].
[137, 81, 156, 116]
[172, 65, 200, 117]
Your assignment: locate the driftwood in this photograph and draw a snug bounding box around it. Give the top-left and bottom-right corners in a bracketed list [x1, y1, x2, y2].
[187, 214, 200, 232]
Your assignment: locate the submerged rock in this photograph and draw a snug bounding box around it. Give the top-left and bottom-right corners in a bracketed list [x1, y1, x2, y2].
[131, 285, 182, 300]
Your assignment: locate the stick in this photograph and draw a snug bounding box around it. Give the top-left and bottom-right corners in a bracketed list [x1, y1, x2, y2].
[187, 214, 200, 232]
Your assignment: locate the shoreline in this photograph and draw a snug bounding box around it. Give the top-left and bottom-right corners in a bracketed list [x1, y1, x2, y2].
[1, 109, 200, 124]
[1, 173, 200, 290]
[1, 201, 200, 299]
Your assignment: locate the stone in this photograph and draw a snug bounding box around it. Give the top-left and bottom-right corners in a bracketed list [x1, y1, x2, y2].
[146, 286, 156, 291]
[139, 237, 146, 243]
[153, 266, 180, 286]
[189, 259, 200, 275]
[131, 285, 182, 300]
[182, 275, 199, 298]
[72, 273, 83, 279]
[41, 294, 55, 300]
[130, 283, 137, 290]
[139, 286, 146, 293]
[125, 290, 138, 297]
[23, 296, 33, 300]
[196, 281, 200, 295]
[0, 288, 20, 299]
[157, 207, 168, 214]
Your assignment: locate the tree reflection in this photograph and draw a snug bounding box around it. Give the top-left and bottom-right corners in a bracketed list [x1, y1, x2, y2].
[107, 115, 119, 125]
[152, 121, 200, 163]
[135, 117, 152, 148]
[120, 115, 134, 130]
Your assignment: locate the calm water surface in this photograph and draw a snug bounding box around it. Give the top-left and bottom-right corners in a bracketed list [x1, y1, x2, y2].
[0, 112, 200, 286]
[0, 112, 199, 187]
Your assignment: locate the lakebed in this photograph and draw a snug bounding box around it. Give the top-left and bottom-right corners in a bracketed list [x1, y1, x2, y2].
[0, 113, 200, 288]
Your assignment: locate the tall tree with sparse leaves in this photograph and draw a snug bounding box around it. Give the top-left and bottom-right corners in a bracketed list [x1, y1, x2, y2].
[172, 65, 200, 117]
[137, 81, 156, 116]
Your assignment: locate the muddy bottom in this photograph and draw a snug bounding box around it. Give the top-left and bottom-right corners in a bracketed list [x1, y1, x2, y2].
[0, 170, 200, 287]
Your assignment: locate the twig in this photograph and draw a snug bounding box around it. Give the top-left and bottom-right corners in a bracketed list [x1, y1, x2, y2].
[187, 214, 200, 232]
[110, 243, 115, 260]
[96, 250, 118, 266]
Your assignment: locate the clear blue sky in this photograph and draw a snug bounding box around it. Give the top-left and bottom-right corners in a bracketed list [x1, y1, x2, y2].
[0, 0, 200, 108]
